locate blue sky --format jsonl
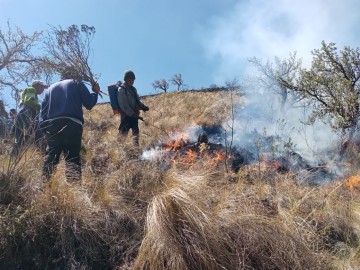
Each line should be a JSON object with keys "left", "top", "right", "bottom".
{"left": 1, "top": 0, "right": 360, "bottom": 109}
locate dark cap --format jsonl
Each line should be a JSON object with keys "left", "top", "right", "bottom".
{"left": 60, "top": 66, "right": 82, "bottom": 80}
{"left": 124, "top": 70, "right": 135, "bottom": 81}
{"left": 32, "top": 80, "right": 49, "bottom": 88}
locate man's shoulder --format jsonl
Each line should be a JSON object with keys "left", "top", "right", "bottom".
{"left": 53, "top": 79, "right": 87, "bottom": 89}
{"left": 22, "top": 87, "right": 36, "bottom": 94}
{"left": 20, "top": 87, "right": 37, "bottom": 104}
{"left": 122, "top": 85, "right": 137, "bottom": 91}
{"left": 60, "top": 79, "right": 84, "bottom": 85}
{"left": 118, "top": 85, "right": 128, "bottom": 92}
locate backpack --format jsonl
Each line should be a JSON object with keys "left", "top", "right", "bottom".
{"left": 20, "top": 87, "right": 39, "bottom": 111}
{"left": 108, "top": 81, "right": 122, "bottom": 115}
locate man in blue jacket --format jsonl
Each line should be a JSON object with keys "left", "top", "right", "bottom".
{"left": 40, "top": 69, "right": 100, "bottom": 182}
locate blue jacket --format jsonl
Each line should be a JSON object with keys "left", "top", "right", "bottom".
{"left": 41, "top": 79, "right": 98, "bottom": 124}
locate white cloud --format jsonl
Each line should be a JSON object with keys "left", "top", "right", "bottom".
{"left": 201, "top": 0, "right": 360, "bottom": 82}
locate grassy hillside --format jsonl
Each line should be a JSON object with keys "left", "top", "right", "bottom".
{"left": 0, "top": 89, "right": 360, "bottom": 269}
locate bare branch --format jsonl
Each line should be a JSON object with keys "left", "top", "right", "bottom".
{"left": 42, "top": 24, "right": 99, "bottom": 85}
{"left": 0, "top": 21, "right": 48, "bottom": 107}
{"left": 248, "top": 52, "right": 303, "bottom": 111}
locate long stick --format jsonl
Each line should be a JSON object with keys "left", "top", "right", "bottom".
{"left": 139, "top": 118, "right": 170, "bottom": 139}
{"left": 84, "top": 81, "right": 108, "bottom": 97}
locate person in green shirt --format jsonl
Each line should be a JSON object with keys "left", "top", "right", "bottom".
{"left": 11, "top": 80, "right": 48, "bottom": 156}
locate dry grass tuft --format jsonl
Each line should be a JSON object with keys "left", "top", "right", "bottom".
{"left": 223, "top": 215, "right": 325, "bottom": 270}
{"left": 134, "top": 169, "right": 234, "bottom": 270}
{"left": 134, "top": 166, "right": 333, "bottom": 270}
{"left": 0, "top": 172, "right": 26, "bottom": 204}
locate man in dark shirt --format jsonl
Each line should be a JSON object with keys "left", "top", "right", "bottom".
{"left": 117, "top": 70, "right": 149, "bottom": 146}
{"left": 40, "top": 69, "right": 100, "bottom": 182}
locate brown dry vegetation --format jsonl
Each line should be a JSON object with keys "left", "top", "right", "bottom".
{"left": 0, "top": 89, "right": 360, "bottom": 269}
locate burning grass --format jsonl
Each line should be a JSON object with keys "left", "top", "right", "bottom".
{"left": 1, "top": 90, "right": 360, "bottom": 269}
{"left": 347, "top": 175, "right": 360, "bottom": 190}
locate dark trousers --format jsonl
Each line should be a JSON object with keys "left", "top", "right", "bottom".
{"left": 119, "top": 116, "right": 139, "bottom": 146}
{"left": 43, "top": 118, "right": 82, "bottom": 182}
{"left": 11, "top": 107, "right": 43, "bottom": 156}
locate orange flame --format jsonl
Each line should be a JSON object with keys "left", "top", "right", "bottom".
{"left": 268, "top": 160, "right": 282, "bottom": 170}
{"left": 163, "top": 129, "right": 190, "bottom": 151}
{"left": 260, "top": 154, "right": 283, "bottom": 171}
{"left": 241, "top": 154, "right": 284, "bottom": 173}
{"left": 210, "top": 150, "right": 226, "bottom": 165}
{"left": 161, "top": 129, "right": 227, "bottom": 166}
{"left": 346, "top": 175, "right": 360, "bottom": 190}
{"left": 163, "top": 138, "right": 186, "bottom": 151}
{"left": 179, "top": 149, "right": 198, "bottom": 163}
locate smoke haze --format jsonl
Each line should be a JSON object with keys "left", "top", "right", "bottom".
{"left": 200, "top": 0, "right": 360, "bottom": 81}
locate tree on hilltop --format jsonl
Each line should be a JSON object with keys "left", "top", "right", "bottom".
{"left": 152, "top": 79, "right": 169, "bottom": 93}
{"left": 170, "top": 73, "right": 187, "bottom": 91}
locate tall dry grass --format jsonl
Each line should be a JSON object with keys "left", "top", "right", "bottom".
{"left": 133, "top": 163, "right": 337, "bottom": 270}
{"left": 0, "top": 89, "right": 359, "bottom": 269}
